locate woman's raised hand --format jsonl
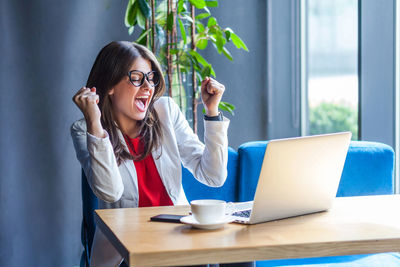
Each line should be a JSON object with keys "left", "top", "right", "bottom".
{"left": 73, "top": 87, "right": 105, "bottom": 138}
{"left": 201, "top": 77, "right": 225, "bottom": 117}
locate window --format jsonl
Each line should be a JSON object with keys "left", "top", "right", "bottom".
{"left": 305, "top": 0, "right": 359, "bottom": 140}
{"left": 267, "top": 0, "right": 398, "bottom": 192}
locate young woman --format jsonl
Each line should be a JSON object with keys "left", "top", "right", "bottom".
{"left": 71, "top": 41, "right": 231, "bottom": 266}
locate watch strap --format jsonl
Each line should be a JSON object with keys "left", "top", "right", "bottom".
{"left": 204, "top": 112, "right": 223, "bottom": 121}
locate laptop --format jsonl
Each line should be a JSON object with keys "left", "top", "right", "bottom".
{"left": 230, "top": 132, "right": 352, "bottom": 224}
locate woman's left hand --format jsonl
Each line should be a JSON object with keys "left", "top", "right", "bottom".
{"left": 201, "top": 77, "right": 225, "bottom": 116}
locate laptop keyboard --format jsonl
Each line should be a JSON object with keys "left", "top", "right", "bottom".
{"left": 232, "top": 209, "right": 251, "bottom": 218}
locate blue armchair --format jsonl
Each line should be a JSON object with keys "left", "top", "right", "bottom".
{"left": 233, "top": 140, "right": 397, "bottom": 267}
{"left": 237, "top": 141, "right": 394, "bottom": 202}
{"left": 182, "top": 147, "right": 240, "bottom": 202}
{"left": 81, "top": 170, "right": 98, "bottom": 267}
{"left": 80, "top": 174, "right": 130, "bottom": 267}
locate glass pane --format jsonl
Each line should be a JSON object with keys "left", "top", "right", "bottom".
{"left": 306, "top": 0, "right": 358, "bottom": 140}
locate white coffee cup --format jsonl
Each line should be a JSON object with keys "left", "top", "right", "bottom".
{"left": 190, "top": 199, "right": 226, "bottom": 224}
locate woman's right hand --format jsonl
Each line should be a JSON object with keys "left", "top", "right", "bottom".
{"left": 73, "top": 87, "right": 105, "bottom": 138}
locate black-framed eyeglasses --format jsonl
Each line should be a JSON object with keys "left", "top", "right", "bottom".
{"left": 127, "top": 70, "right": 160, "bottom": 87}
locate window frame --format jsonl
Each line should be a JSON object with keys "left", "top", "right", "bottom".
{"left": 267, "top": 0, "right": 399, "bottom": 192}
{"left": 359, "top": 0, "right": 397, "bottom": 193}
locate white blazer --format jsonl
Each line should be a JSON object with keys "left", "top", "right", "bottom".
{"left": 71, "top": 96, "right": 229, "bottom": 266}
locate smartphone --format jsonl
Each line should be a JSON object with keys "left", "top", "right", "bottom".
{"left": 150, "top": 214, "right": 185, "bottom": 223}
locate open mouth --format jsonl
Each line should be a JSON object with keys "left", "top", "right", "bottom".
{"left": 134, "top": 95, "right": 149, "bottom": 112}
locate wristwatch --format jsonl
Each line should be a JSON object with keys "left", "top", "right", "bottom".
{"left": 204, "top": 112, "right": 223, "bottom": 121}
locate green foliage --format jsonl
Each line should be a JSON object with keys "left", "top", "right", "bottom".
{"left": 123, "top": 0, "right": 249, "bottom": 125}
{"left": 309, "top": 102, "right": 358, "bottom": 140}
{"left": 218, "top": 101, "right": 235, "bottom": 115}
{"left": 195, "top": 13, "right": 210, "bottom": 20}
{"left": 205, "top": 0, "right": 218, "bottom": 7}
{"left": 177, "top": 18, "right": 187, "bottom": 44}
{"left": 189, "top": 0, "right": 206, "bottom": 9}
{"left": 136, "top": 28, "right": 151, "bottom": 44}
{"left": 125, "top": 0, "right": 138, "bottom": 27}
{"left": 138, "top": 0, "right": 151, "bottom": 18}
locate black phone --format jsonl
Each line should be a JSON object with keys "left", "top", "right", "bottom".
{"left": 150, "top": 214, "right": 185, "bottom": 223}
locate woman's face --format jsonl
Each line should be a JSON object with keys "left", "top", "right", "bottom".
{"left": 108, "top": 57, "right": 155, "bottom": 129}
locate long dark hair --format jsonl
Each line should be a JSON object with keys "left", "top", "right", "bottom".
{"left": 86, "top": 41, "right": 165, "bottom": 165}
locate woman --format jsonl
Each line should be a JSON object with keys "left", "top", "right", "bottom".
{"left": 71, "top": 41, "right": 233, "bottom": 266}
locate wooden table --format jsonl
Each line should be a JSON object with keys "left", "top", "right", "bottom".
{"left": 94, "top": 195, "right": 400, "bottom": 266}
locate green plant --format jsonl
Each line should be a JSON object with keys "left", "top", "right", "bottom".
{"left": 124, "top": 0, "right": 248, "bottom": 132}
{"left": 309, "top": 102, "right": 358, "bottom": 140}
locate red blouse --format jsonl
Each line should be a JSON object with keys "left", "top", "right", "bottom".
{"left": 124, "top": 136, "right": 173, "bottom": 207}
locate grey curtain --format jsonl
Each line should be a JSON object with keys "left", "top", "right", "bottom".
{"left": 0, "top": 1, "right": 132, "bottom": 266}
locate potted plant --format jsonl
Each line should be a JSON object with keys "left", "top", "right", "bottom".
{"left": 124, "top": 0, "right": 248, "bottom": 132}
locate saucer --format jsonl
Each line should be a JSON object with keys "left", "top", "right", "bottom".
{"left": 180, "top": 215, "right": 235, "bottom": 230}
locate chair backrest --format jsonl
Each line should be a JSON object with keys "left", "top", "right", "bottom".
{"left": 81, "top": 170, "right": 98, "bottom": 265}
{"left": 237, "top": 141, "right": 394, "bottom": 202}
{"left": 337, "top": 141, "right": 394, "bottom": 196}
{"left": 237, "top": 141, "right": 269, "bottom": 202}
{"left": 182, "top": 147, "right": 240, "bottom": 202}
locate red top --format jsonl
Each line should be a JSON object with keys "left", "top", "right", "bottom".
{"left": 124, "top": 136, "right": 173, "bottom": 207}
